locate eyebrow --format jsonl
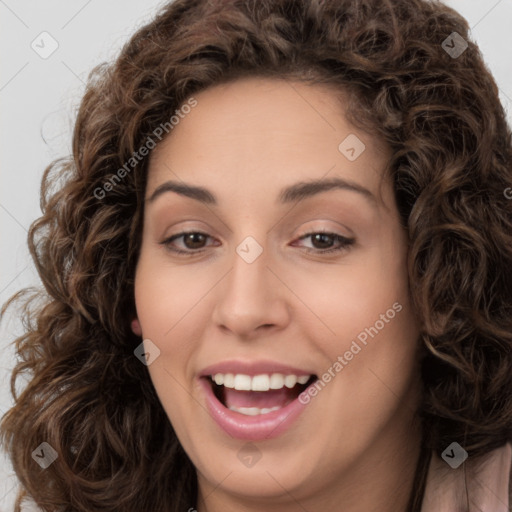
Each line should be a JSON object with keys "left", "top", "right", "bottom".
{"left": 147, "top": 177, "right": 376, "bottom": 206}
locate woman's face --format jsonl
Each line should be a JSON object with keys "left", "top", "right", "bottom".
{"left": 133, "top": 77, "right": 422, "bottom": 509}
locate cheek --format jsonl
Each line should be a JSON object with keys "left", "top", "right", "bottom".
{"left": 132, "top": 255, "right": 205, "bottom": 406}
{"left": 134, "top": 251, "right": 217, "bottom": 337}
{"left": 134, "top": 256, "right": 208, "bottom": 440}
{"left": 283, "top": 248, "right": 411, "bottom": 346}
{"left": 288, "top": 236, "right": 419, "bottom": 396}
{"left": 326, "top": 290, "right": 419, "bottom": 432}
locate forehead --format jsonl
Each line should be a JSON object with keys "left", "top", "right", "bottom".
{"left": 147, "top": 77, "right": 391, "bottom": 204}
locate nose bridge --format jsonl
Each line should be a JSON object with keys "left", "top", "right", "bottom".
{"left": 211, "top": 231, "right": 289, "bottom": 335}
{"left": 233, "top": 233, "right": 268, "bottom": 293}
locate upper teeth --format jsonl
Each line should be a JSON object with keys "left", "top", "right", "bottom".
{"left": 211, "top": 373, "right": 310, "bottom": 391}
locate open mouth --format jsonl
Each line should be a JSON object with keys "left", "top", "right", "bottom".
{"left": 204, "top": 373, "right": 318, "bottom": 416}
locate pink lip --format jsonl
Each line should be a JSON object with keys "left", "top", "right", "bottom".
{"left": 199, "top": 359, "right": 315, "bottom": 377}
{"left": 199, "top": 376, "right": 315, "bottom": 441}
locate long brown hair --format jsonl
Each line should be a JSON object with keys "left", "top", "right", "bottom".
{"left": 1, "top": 0, "right": 511, "bottom": 510}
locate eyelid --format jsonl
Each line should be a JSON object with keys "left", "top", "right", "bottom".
{"left": 293, "top": 230, "right": 355, "bottom": 254}
{"left": 160, "top": 230, "right": 216, "bottom": 255}
{"left": 160, "top": 228, "right": 355, "bottom": 256}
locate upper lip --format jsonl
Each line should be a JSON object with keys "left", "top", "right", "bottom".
{"left": 199, "top": 359, "right": 317, "bottom": 378}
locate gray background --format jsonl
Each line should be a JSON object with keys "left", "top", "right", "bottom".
{"left": 1, "top": 0, "right": 511, "bottom": 509}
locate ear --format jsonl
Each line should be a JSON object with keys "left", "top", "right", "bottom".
{"left": 131, "top": 317, "right": 143, "bottom": 336}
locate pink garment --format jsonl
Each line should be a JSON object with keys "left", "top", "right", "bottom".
{"left": 421, "top": 442, "right": 512, "bottom": 511}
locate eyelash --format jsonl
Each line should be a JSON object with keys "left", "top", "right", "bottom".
{"left": 160, "top": 230, "right": 355, "bottom": 257}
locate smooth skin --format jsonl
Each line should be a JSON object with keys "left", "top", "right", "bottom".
{"left": 131, "top": 77, "right": 423, "bottom": 512}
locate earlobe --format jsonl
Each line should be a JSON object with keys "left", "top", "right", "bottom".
{"left": 131, "top": 317, "right": 142, "bottom": 336}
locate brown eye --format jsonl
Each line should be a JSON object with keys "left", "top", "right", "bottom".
{"left": 295, "top": 231, "right": 355, "bottom": 254}
{"left": 181, "top": 232, "right": 208, "bottom": 249}
{"left": 311, "top": 233, "right": 335, "bottom": 250}
{"left": 160, "top": 230, "right": 355, "bottom": 257}
{"left": 161, "top": 231, "right": 213, "bottom": 255}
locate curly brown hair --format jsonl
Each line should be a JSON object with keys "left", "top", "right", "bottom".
{"left": 1, "top": 0, "right": 511, "bottom": 510}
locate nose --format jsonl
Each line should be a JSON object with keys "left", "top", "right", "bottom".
{"left": 211, "top": 241, "right": 290, "bottom": 339}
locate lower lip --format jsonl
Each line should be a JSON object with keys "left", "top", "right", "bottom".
{"left": 199, "top": 377, "right": 310, "bottom": 441}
